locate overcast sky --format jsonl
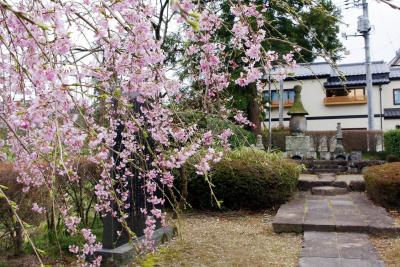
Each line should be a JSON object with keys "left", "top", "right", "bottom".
{"left": 333, "top": 0, "right": 400, "bottom": 63}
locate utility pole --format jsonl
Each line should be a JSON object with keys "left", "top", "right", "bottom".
{"left": 359, "top": 0, "right": 374, "bottom": 129}
{"left": 268, "top": 73, "right": 272, "bottom": 152}
{"left": 278, "top": 79, "right": 284, "bottom": 128}
{"left": 342, "top": 0, "right": 374, "bottom": 129}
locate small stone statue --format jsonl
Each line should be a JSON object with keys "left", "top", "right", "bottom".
{"left": 255, "top": 134, "right": 264, "bottom": 150}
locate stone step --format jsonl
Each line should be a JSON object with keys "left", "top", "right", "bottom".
{"left": 313, "top": 168, "right": 345, "bottom": 174}
{"left": 273, "top": 220, "right": 400, "bottom": 234}
{"left": 313, "top": 165, "right": 348, "bottom": 169}
{"left": 298, "top": 174, "right": 365, "bottom": 192}
{"left": 311, "top": 160, "right": 348, "bottom": 166}
{"left": 311, "top": 186, "right": 348, "bottom": 196}
{"left": 298, "top": 180, "right": 347, "bottom": 191}
{"left": 317, "top": 173, "right": 336, "bottom": 178}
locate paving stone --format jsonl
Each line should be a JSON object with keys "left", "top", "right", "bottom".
{"left": 339, "top": 258, "right": 386, "bottom": 267}
{"left": 336, "top": 233, "right": 378, "bottom": 260}
{"left": 299, "top": 232, "right": 385, "bottom": 267}
{"left": 299, "top": 257, "right": 341, "bottom": 267}
{"left": 301, "top": 232, "right": 339, "bottom": 258}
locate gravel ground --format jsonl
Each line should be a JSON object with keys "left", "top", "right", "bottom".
{"left": 370, "top": 209, "right": 400, "bottom": 267}
{"left": 135, "top": 211, "right": 302, "bottom": 267}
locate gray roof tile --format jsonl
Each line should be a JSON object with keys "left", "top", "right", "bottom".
{"left": 384, "top": 108, "right": 400, "bottom": 118}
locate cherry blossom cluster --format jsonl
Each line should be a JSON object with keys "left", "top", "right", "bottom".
{"left": 0, "top": 0, "right": 296, "bottom": 266}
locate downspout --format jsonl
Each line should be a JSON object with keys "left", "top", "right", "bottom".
{"left": 278, "top": 79, "right": 284, "bottom": 128}
{"left": 379, "top": 85, "right": 384, "bottom": 151}
{"left": 379, "top": 85, "right": 383, "bottom": 131}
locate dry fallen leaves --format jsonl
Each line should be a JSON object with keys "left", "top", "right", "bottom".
{"left": 135, "top": 211, "right": 301, "bottom": 267}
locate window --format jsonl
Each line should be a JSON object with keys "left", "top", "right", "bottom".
{"left": 263, "top": 89, "right": 295, "bottom": 106}
{"left": 324, "top": 88, "right": 367, "bottom": 105}
{"left": 394, "top": 89, "right": 400, "bottom": 105}
{"left": 326, "top": 88, "right": 365, "bottom": 97}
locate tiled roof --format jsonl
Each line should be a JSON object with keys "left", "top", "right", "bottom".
{"left": 330, "top": 61, "right": 389, "bottom": 77}
{"left": 282, "top": 61, "right": 400, "bottom": 88}
{"left": 287, "top": 62, "right": 331, "bottom": 78}
{"left": 324, "top": 73, "right": 390, "bottom": 88}
{"left": 384, "top": 108, "right": 400, "bottom": 118}
{"left": 287, "top": 61, "right": 390, "bottom": 79}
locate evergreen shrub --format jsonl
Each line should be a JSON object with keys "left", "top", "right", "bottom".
{"left": 183, "top": 147, "right": 302, "bottom": 210}
{"left": 364, "top": 162, "right": 400, "bottom": 208}
{"left": 384, "top": 130, "right": 400, "bottom": 158}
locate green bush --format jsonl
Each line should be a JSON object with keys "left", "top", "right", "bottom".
{"left": 262, "top": 127, "right": 290, "bottom": 151}
{"left": 183, "top": 147, "right": 302, "bottom": 210}
{"left": 386, "top": 154, "right": 400, "bottom": 162}
{"left": 384, "top": 130, "right": 400, "bottom": 158}
{"left": 364, "top": 162, "right": 400, "bottom": 208}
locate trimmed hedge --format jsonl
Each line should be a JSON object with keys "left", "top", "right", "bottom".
{"left": 384, "top": 129, "right": 400, "bottom": 158}
{"left": 364, "top": 162, "right": 400, "bottom": 208}
{"left": 182, "top": 148, "right": 302, "bottom": 210}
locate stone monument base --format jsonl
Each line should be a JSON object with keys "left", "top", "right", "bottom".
{"left": 285, "top": 135, "right": 316, "bottom": 159}
{"left": 95, "top": 226, "right": 176, "bottom": 266}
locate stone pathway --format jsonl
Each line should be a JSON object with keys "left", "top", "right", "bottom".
{"left": 299, "top": 232, "right": 385, "bottom": 267}
{"left": 273, "top": 192, "right": 399, "bottom": 234}
{"left": 273, "top": 173, "right": 399, "bottom": 267}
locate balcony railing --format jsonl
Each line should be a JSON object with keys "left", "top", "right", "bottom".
{"left": 324, "top": 95, "right": 367, "bottom": 106}
{"left": 270, "top": 100, "right": 294, "bottom": 108}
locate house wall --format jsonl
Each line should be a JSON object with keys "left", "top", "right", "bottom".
{"left": 381, "top": 79, "right": 400, "bottom": 129}
{"left": 264, "top": 78, "right": 400, "bottom": 131}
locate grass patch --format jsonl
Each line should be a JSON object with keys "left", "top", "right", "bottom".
{"left": 23, "top": 216, "right": 103, "bottom": 259}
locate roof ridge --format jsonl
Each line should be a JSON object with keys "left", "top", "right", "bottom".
{"left": 299, "top": 60, "right": 387, "bottom": 67}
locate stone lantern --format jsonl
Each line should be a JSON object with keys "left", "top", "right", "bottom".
{"left": 285, "top": 85, "right": 315, "bottom": 159}
{"left": 288, "top": 85, "right": 309, "bottom": 135}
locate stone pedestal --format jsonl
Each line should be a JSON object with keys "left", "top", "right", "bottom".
{"left": 95, "top": 226, "right": 176, "bottom": 266}
{"left": 286, "top": 135, "right": 316, "bottom": 159}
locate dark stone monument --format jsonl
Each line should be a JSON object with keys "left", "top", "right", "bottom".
{"left": 95, "top": 98, "right": 175, "bottom": 265}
